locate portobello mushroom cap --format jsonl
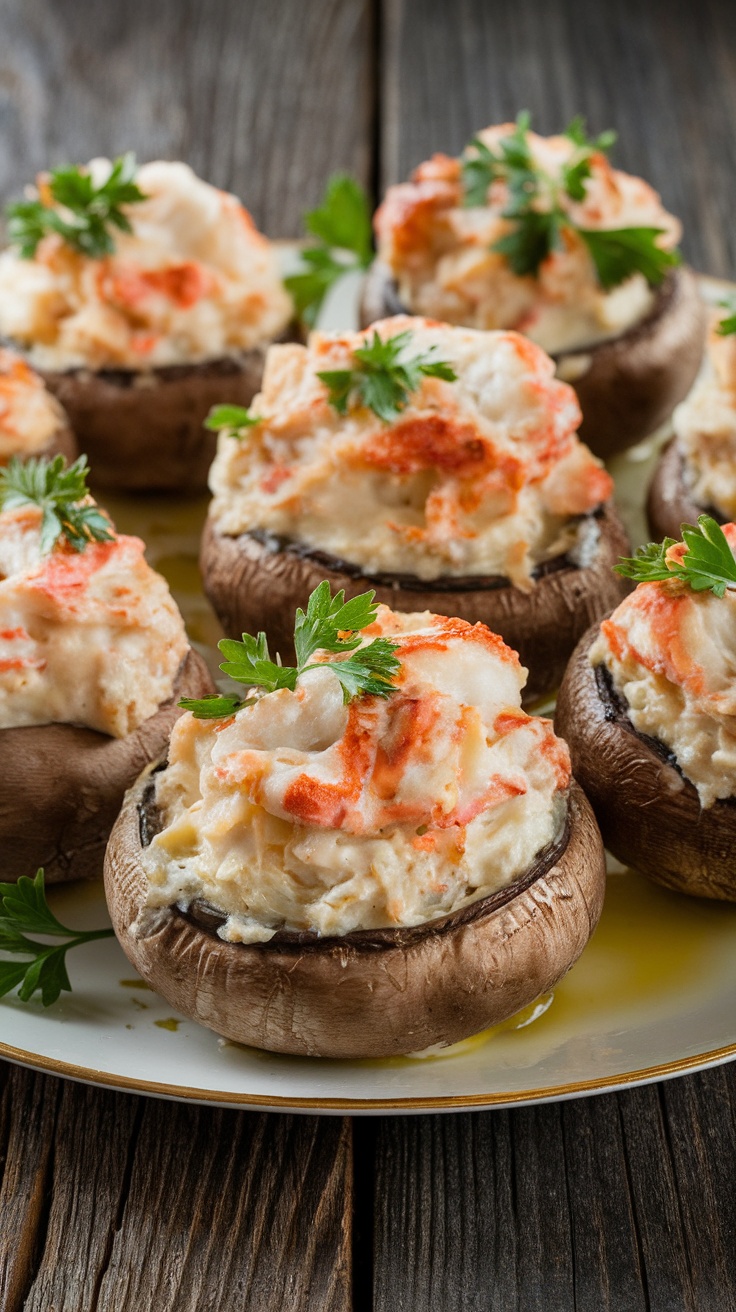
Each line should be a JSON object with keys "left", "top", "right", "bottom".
{"left": 40, "top": 418, "right": 78, "bottom": 465}
{"left": 555, "top": 622, "right": 736, "bottom": 900}
{"left": 360, "top": 262, "right": 707, "bottom": 460}
{"left": 646, "top": 437, "right": 722, "bottom": 543}
{"left": 104, "top": 774, "right": 605, "bottom": 1058}
{"left": 200, "top": 503, "right": 631, "bottom": 704}
{"left": 0, "top": 647, "right": 214, "bottom": 885}
{"left": 10, "top": 339, "right": 296, "bottom": 494}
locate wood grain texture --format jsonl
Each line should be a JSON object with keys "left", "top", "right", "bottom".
{"left": 0, "top": 0, "right": 374, "bottom": 235}
{"left": 0, "top": 1060, "right": 352, "bottom": 1312}
{"left": 380, "top": 0, "right": 736, "bottom": 275}
{"left": 372, "top": 1068, "right": 736, "bottom": 1311}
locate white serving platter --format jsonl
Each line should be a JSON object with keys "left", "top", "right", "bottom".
{"left": 1, "top": 271, "right": 734, "bottom": 1114}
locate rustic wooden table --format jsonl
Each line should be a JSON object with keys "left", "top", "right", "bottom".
{"left": 1, "top": 1, "right": 736, "bottom": 1307}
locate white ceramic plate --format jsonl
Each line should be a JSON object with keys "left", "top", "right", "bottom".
{"left": 1, "top": 272, "right": 734, "bottom": 1114}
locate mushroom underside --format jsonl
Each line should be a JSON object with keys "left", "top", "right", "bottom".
{"left": 359, "top": 263, "right": 707, "bottom": 460}
{"left": 555, "top": 623, "right": 736, "bottom": 900}
{"left": 104, "top": 777, "right": 606, "bottom": 1058}
{"left": 200, "top": 504, "right": 631, "bottom": 704}
{"left": 0, "top": 648, "right": 214, "bottom": 884}
{"left": 647, "top": 437, "right": 723, "bottom": 543}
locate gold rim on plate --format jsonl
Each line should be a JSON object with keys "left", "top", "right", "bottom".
{"left": 1, "top": 1037, "right": 735, "bottom": 1109}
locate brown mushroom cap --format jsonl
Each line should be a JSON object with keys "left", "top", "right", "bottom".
{"left": 30, "top": 352, "right": 269, "bottom": 494}
{"left": 555, "top": 622, "right": 736, "bottom": 900}
{"left": 42, "top": 420, "right": 78, "bottom": 465}
{"left": 104, "top": 774, "right": 605, "bottom": 1058}
{"left": 647, "top": 437, "right": 721, "bottom": 542}
{"left": 0, "top": 647, "right": 214, "bottom": 885}
{"left": 360, "top": 262, "right": 707, "bottom": 460}
{"left": 200, "top": 504, "right": 631, "bottom": 704}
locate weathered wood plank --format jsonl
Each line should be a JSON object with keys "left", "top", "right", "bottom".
{"left": 380, "top": 0, "right": 736, "bottom": 274}
{"left": 0, "top": 1060, "right": 353, "bottom": 1312}
{"left": 0, "top": 1064, "right": 60, "bottom": 1312}
{"left": 95, "top": 1100, "right": 352, "bottom": 1312}
{"left": 22, "top": 1082, "right": 141, "bottom": 1312}
{"left": 373, "top": 1069, "right": 736, "bottom": 1311}
{"left": 0, "top": 0, "right": 374, "bottom": 234}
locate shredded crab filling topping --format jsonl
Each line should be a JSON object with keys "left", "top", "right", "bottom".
{"left": 673, "top": 311, "right": 736, "bottom": 520}
{"left": 143, "top": 608, "right": 571, "bottom": 942}
{"left": 209, "top": 316, "right": 612, "bottom": 588}
{"left": 0, "top": 504, "right": 188, "bottom": 736}
{"left": 375, "top": 126, "right": 680, "bottom": 354}
{"left": 0, "top": 349, "right": 65, "bottom": 460}
{"left": 590, "top": 524, "right": 736, "bottom": 807}
{"left": 0, "top": 160, "right": 293, "bottom": 370}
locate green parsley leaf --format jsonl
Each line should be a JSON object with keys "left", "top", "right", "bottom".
{"left": 284, "top": 249, "right": 346, "bottom": 328}
{"left": 293, "top": 581, "right": 380, "bottom": 666}
{"left": 493, "top": 209, "right": 562, "bottom": 277}
{"left": 614, "top": 516, "right": 736, "bottom": 598}
{"left": 5, "top": 152, "right": 146, "bottom": 260}
{"left": 461, "top": 137, "right": 498, "bottom": 208}
{"left": 0, "top": 868, "right": 114, "bottom": 1007}
{"left": 322, "top": 639, "right": 402, "bottom": 701}
{"left": 461, "top": 112, "right": 678, "bottom": 291}
{"left": 304, "top": 174, "right": 373, "bottom": 266}
{"left": 177, "top": 694, "right": 254, "bottom": 719}
{"left": 218, "top": 631, "right": 297, "bottom": 693}
{"left": 578, "top": 226, "right": 680, "bottom": 290}
{"left": 0, "top": 454, "right": 115, "bottom": 556}
{"left": 317, "top": 329, "right": 457, "bottom": 424}
{"left": 716, "top": 295, "right": 736, "bottom": 336}
{"left": 204, "top": 404, "right": 260, "bottom": 438}
{"left": 179, "top": 581, "right": 401, "bottom": 720}
{"left": 564, "top": 115, "right": 617, "bottom": 154}
{"left": 461, "top": 113, "right": 537, "bottom": 210}
{"left": 562, "top": 117, "right": 617, "bottom": 198}
{"left": 285, "top": 175, "right": 373, "bottom": 326}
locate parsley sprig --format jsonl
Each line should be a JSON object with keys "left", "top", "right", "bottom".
{"left": 0, "top": 454, "right": 114, "bottom": 555}
{"left": 614, "top": 516, "right": 736, "bottom": 598}
{"left": 716, "top": 294, "right": 736, "bottom": 337}
{"left": 461, "top": 112, "right": 679, "bottom": 288}
{"left": 284, "top": 174, "right": 374, "bottom": 326}
{"left": 180, "top": 581, "right": 401, "bottom": 720}
{"left": 6, "top": 153, "right": 146, "bottom": 259}
{"left": 0, "top": 869, "right": 114, "bottom": 1007}
{"left": 317, "top": 329, "right": 457, "bottom": 423}
{"left": 204, "top": 404, "right": 261, "bottom": 440}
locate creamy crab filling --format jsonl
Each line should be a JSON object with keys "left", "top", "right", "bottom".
{"left": 375, "top": 126, "right": 679, "bottom": 354}
{"left": 0, "top": 505, "right": 188, "bottom": 737}
{"left": 590, "top": 526, "right": 736, "bottom": 807}
{"left": 141, "top": 609, "right": 572, "bottom": 943}
{"left": 0, "top": 350, "right": 64, "bottom": 459}
{"left": 0, "top": 160, "right": 293, "bottom": 371}
{"left": 209, "top": 317, "right": 612, "bottom": 589}
{"left": 673, "top": 315, "right": 736, "bottom": 520}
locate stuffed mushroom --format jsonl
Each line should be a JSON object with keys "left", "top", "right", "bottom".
{"left": 648, "top": 306, "right": 736, "bottom": 540}
{"left": 0, "top": 454, "right": 213, "bottom": 883}
{"left": 104, "top": 591, "right": 606, "bottom": 1058}
{"left": 0, "top": 348, "right": 76, "bottom": 465}
{"left": 556, "top": 518, "right": 736, "bottom": 900}
{"left": 361, "top": 114, "right": 706, "bottom": 457}
{"left": 202, "top": 314, "right": 630, "bottom": 703}
{"left": 0, "top": 155, "right": 294, "bottom": 492}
